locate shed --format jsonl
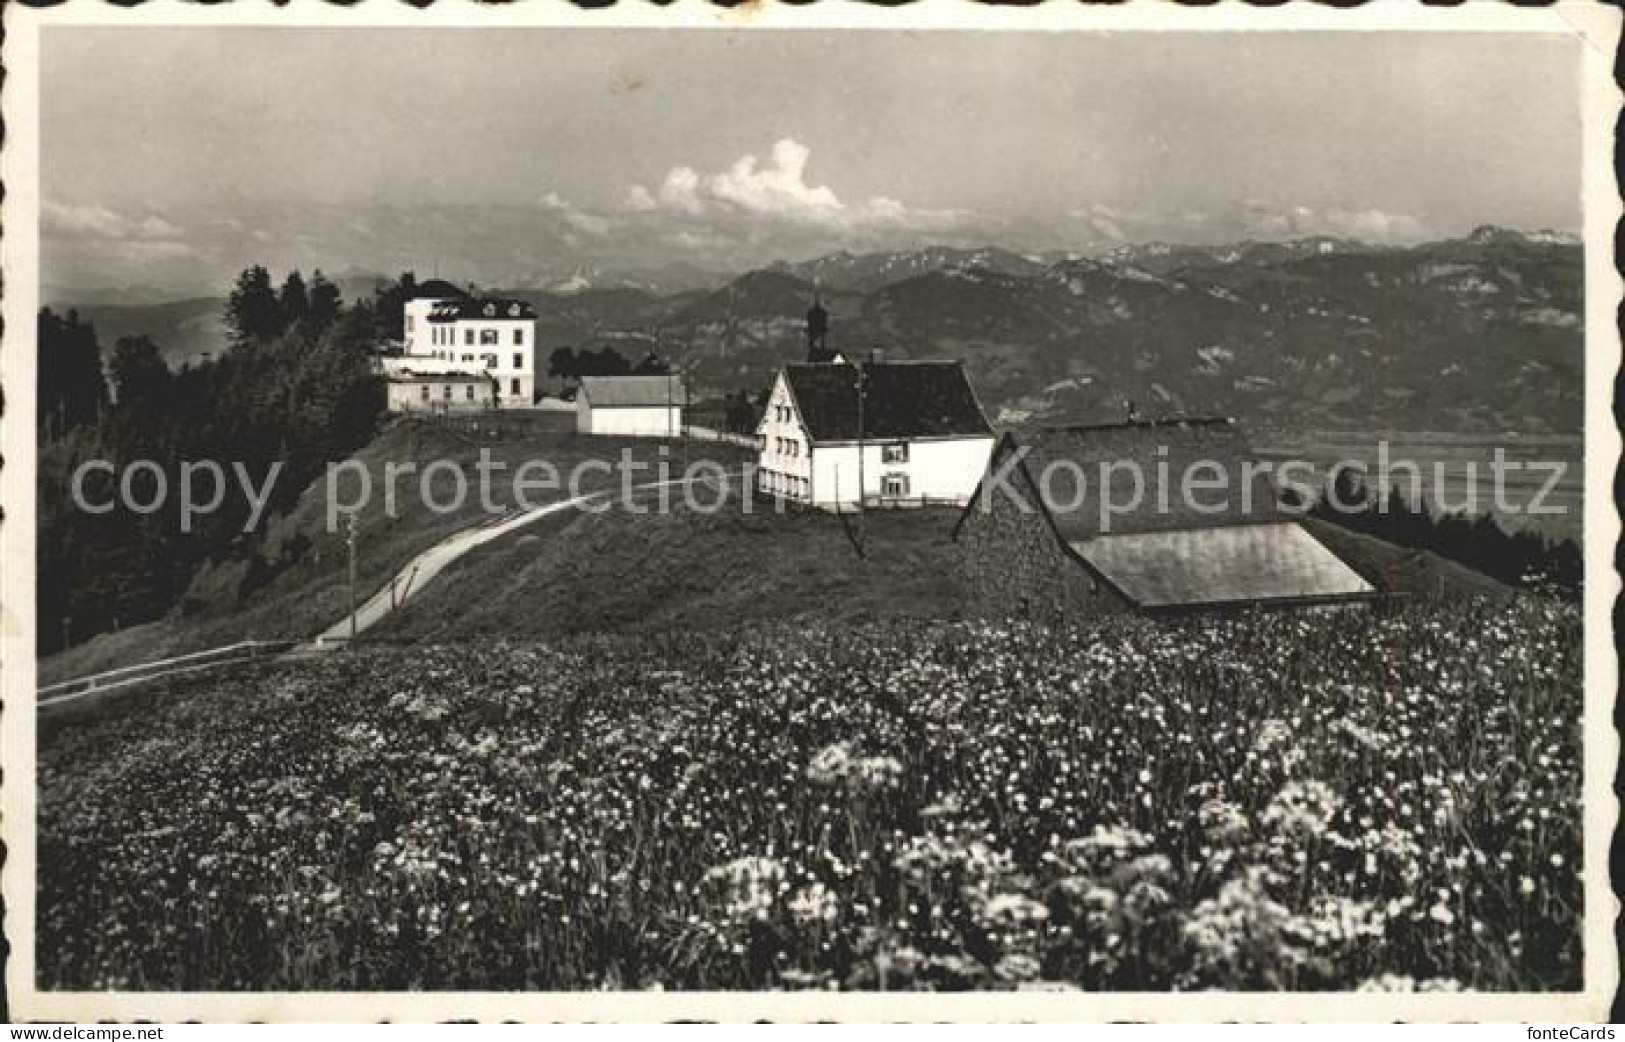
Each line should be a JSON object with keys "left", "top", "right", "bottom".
{"left": 576, "top": 375, "right": 687, "bottom": 437}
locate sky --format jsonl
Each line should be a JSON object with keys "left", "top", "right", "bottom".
{"left": 41, "top": 27, "right": 1583, "bottom": 297}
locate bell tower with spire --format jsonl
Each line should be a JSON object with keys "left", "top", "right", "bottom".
{"left": 804, "top": 287, "right": 842, "bottom": 364}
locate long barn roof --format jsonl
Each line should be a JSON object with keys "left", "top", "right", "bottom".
{"left": 967, "top": 419, "right": 1376, "bottom": 610}
{"left": 1070, "top": 523, "right": 1374, "bottom": 609}
{"left": 1006, "top": 419, "right": 1281, "bottom": 539}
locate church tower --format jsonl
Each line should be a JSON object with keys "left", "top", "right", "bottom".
{"left": 804, "top": 289, "right": 841, "bottom": 364}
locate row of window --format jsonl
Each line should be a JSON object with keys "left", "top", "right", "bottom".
{"left": 771, "top": 403, "right": 796, "bottom": 423}
{"left": 422, "top": 351, "right": 527, "bottom": 370}
{"left": 771, "top": 437, "right": 802, "bottom": 458}
{"left": 761, "top": 471, "right": 808, "bottom": 499}
{"left": 421, "top": 384, "right": 483, "bottom": 402}
{"left": 429, "top": 326, "right": 527, "bottom": 347}
{"left": 413, "top": 378, "right": 526, "bottom": 400}
{"left": 756, "top": 470, "right": 911, "bottom": 499}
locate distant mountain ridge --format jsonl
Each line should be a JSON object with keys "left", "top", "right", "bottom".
{"left": 48, "top": 226, "right": 1583, "bottom": 435}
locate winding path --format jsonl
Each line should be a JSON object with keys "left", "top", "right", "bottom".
{"left": 310, "top": 470, "right": 739, "bottom": 647}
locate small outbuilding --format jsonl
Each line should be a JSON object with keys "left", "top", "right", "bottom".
{"left": 953, "top": 418, "right": 1376, "bottom": 615}
{"left": 386, "top": 371, "right": 496, "bottom": 414}
{"left": 575, "top": 375, "right": 687, "bottom": 437}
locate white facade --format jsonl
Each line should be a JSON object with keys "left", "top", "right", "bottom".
{"left": 577, "top": 399, "right": 684, "bottom": 437}
{"left": 394, "top": 296, "right": 536, "bottom": 405}
{"left": 755, "top": 370, "right": 995, "bottom": 509}
{"left": 386, "top": 375, "right": 495, "bottom": 414}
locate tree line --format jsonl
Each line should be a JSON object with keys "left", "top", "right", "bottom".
{"left": 37, "top": 266, "right": 393, "bottom": 654}
{"left": 1305, "top": 465, "right": 1582, "bottom": 593}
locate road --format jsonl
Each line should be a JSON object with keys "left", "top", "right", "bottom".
{"left": 310, "top": 471, "right": 738, "bottom": 647}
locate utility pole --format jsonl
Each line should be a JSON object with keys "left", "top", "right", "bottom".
{"left": 854, "top": 359, "right": 866, "bottom": 558}
{"left": 346, "top": 512, "right": 358, "bottom": 646}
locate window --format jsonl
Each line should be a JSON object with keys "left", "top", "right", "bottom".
{"left": 513, "top": 329, "right": 525, "bottom": 346}
{"left": 464, "top": 329, "right": 475, "bottom": 346}
{"left": 513, "top": 353, "right": 523, "bottom": 369}
{"left": 511, "top": 377, "right": 521, "bottom": 395}
{"left": 420, "top": 386, "right": 430, "bottom": 401}
{"left": 882, "top": 442, "right": 910, "bottom": 464}
{"left": 466, "top": 385, "right": 475, "bottom": 401}
{"left": 480, "top": 329, "right": 499, "bottom": 346}
{"left": 882, "top": 473, "right": 909, "bottom": 499}
{"left": 443, "top": 384, "right": 454, "bottom": 400}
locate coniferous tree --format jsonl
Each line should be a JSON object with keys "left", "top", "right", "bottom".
{"left": 279, "top": 270, "right": 310, "bottom": 329}
{"left": 225, "top": 265, "right": 283, "bottom": 343}
{"left": 307, "top": 270, "right": 343, "bottom": 329}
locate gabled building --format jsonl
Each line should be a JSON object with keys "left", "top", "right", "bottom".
{"left": 576, "top": 375, "right": 687, "bottom": 437}
{"left": 953, "top": 418, "right": 1376, "bottom": 615}
{"left": 756, "top": 360, "right": 995, "bottom": 509}
{"left": 384, "top": 282, "right": 538, "bottom": 409}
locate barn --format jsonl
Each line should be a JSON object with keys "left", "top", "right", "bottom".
{"left": 575, "top": 375, "right": 687, "bottom": 437}
{"left": 953, "top": 417, "right": 1376, "bottom": 616}
{"left": 755, "top": 360, "right": 996, "bottom": 510}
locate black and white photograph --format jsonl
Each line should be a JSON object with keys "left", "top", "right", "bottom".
{"left": 2, "top": 1, "right": 1617, "bottom": 1023}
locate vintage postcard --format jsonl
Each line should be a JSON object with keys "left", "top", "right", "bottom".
{"left": 2, "top": 0, "right": 1618, "bottom": 1024}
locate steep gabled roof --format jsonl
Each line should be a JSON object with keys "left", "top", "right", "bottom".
{"left": 579, "top": 375, "right": 687, "bottom": 408}
{"left": 1007, "top": 419, "right": 1281, "bottom": 539}
{"left": 784, "top": 361, "right": 992, "bottom": 444}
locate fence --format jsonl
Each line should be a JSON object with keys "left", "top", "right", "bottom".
{"left": 38, "top": 639, "right": 297, "bottom": 711}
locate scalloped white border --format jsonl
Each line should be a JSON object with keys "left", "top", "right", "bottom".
{"left": 2, "top": 0, "right": 1618, "bottom": 1022}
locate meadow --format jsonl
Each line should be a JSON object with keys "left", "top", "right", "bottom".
{"left": 38, "top": 595, "right": 1581, "bottom": 992}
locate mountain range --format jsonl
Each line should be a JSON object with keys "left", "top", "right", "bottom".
{"left": 47, "top": 225, "right": 1584, "bottom": 435}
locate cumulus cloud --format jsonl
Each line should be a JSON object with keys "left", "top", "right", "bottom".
{"left": 626, "top": 137, "right": 973, "bottom": 233}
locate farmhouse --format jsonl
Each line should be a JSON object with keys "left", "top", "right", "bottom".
{"left": 954, "top": 418, "right": 1376, "bottom": 615}
{"left": 384, "top": 281, "right": 538, "bottom": 410}
{"left": 576, "top": 375, "right": 687, "bottom": 437}
{"left": 756, "top": 360, "right": 995, "bottom": 509}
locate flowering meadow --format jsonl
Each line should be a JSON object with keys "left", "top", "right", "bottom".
{"left": 39, "top": 595, "right": 1582, "bottom": 991}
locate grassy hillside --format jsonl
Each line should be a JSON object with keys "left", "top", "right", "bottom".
{"left": 39, "top": 596, "right": 1581, "bottom": 990}
{"left": 373, "top": 495, "right": 970, "bottom": 643}
{"left": 367, "top": 481, "right": 1507, "bottom": 645}
{"left": 38, "top": 416, "right": 750, "bottom": 684}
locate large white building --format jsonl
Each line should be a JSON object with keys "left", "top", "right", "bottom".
{"left": 383, "top": 281, "right": 538, "bottom": 411}
{"left": 756, "top": 360, "right": 995, "bottom": 510}
{"left": 576, "top": 375, "right": 687, "bottom": 437}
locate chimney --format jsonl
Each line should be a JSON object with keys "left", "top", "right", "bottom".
{"left": 868, "top": 347, "right": 885, "bottom": 365}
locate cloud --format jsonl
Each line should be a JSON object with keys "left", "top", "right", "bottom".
{"left": 626, "top": 137, "right": 974, "bottom": 233}
{"left": 1240, "top": 200, "right": 1428, "bottom": 245}
{"left": 538, "top": 190, "right": 613, "bottom": 237}
{"left": 1068, "top": 199, "right": 1431, "bottom": 247}
{"left": 44, "top": 201, "right": 183, "bottom": 242}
